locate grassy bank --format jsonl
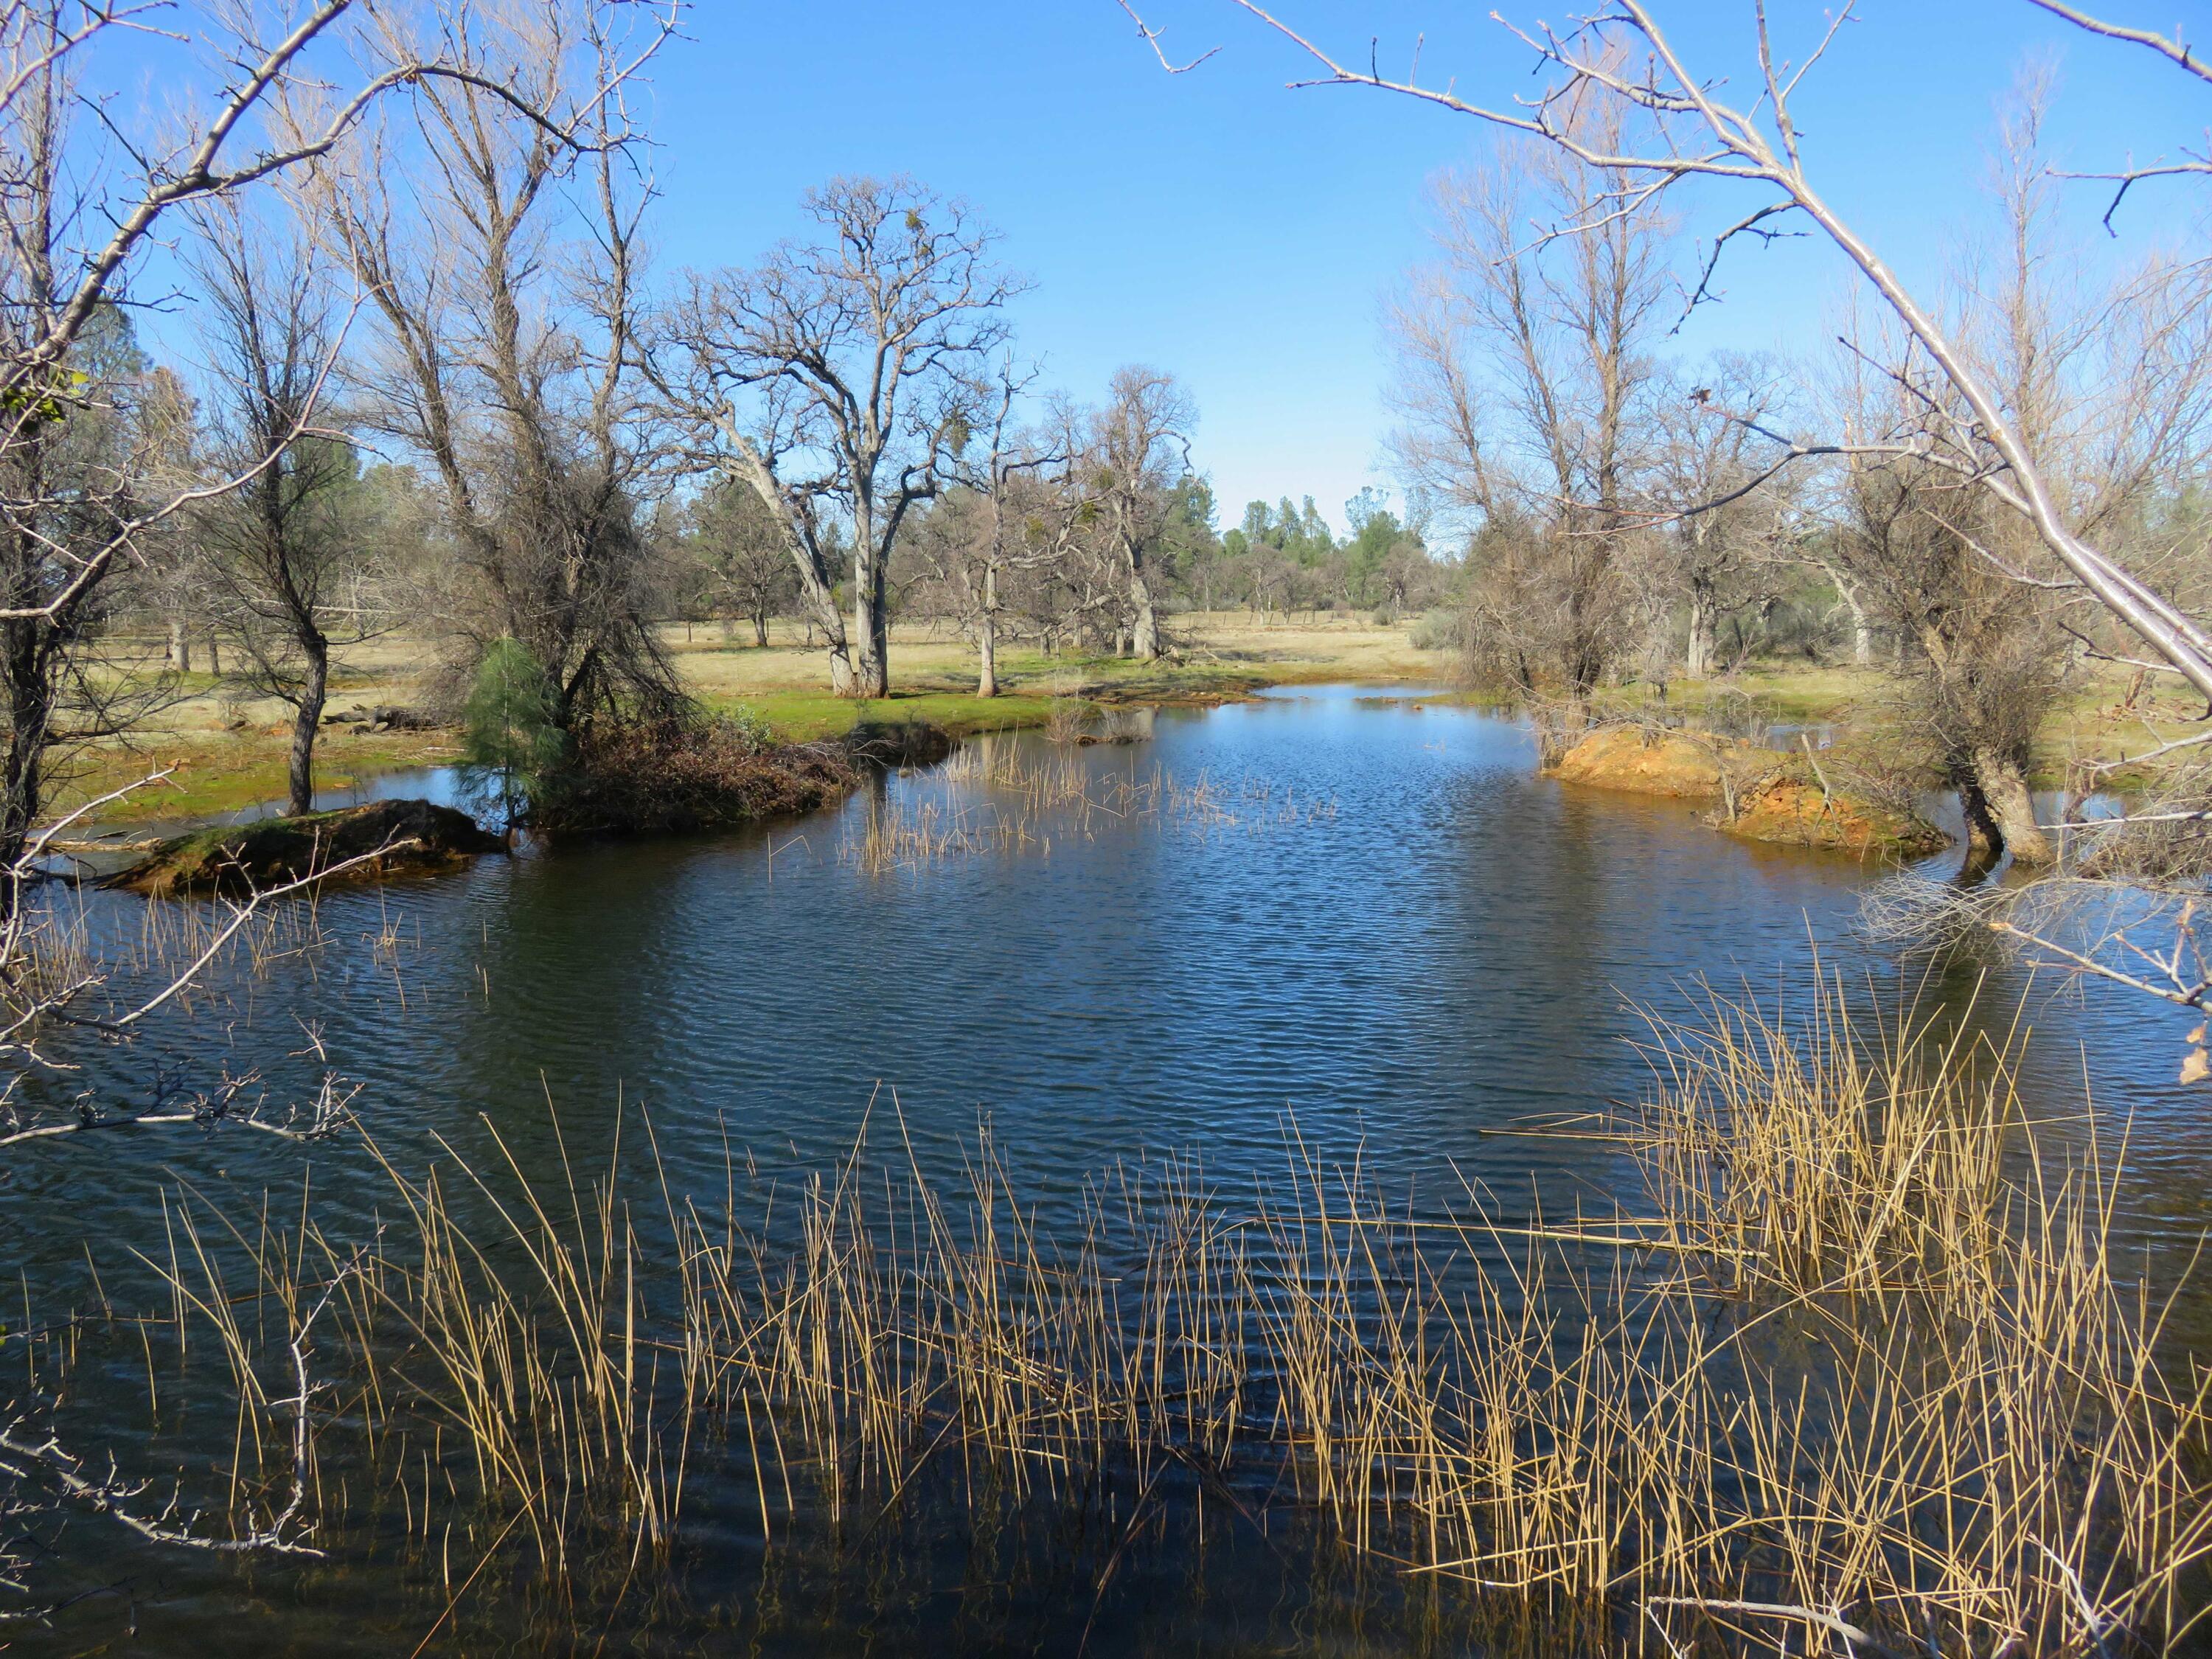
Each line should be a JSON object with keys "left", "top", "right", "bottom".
{"left": 1570, "top": 660, "right": 2173, "bottom": 790}
{"left": 671, "top": 612, "right": 1444, "bottom": 742}
{"left": 51, "top": 617, "right": 2171, "bottom": 828}
{"left": 54, "top": 724, "right": 463, "bottom": 827}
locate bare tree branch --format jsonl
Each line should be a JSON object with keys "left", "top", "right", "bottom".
{"left": 1148, "top": 0, "right": 2212, "bottom": 705}
{"left": 2023, "top": 0, "right": 2211, "bottom": 86}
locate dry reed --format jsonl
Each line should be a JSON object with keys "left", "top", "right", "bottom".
{"left": 15, "top": 984, "right": 2211, "bottom": 1655}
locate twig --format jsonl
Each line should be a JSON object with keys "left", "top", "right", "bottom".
{"left": 1644, "top": 1596, "right": 1919, "bottom": 1659}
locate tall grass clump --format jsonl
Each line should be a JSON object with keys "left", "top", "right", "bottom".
{"left": 15, "top": 984, "right": 2211, "bottom": 1653}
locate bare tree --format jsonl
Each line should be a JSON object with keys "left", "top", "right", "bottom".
{"left": 134, "top": 363, "right": 214, "bottom": 676}
{"left": 1832, "top": 435, "right": 2062, "bottom": 865}
{"left": 1126, "top": 0, "right": 2212, "bottom": 1029}
{"left": 307, "top": 0, "right": 683, "bottom": 734}
{"left": 649, "top": 176, "right": 1019, "bottom": 697}
{"left": 187, "top": 198, "right": 390, "bottom": 815}
{"left": 1801, "top": 535, "right": 1877, "bottom": 667}
{"left": 1812, "top": 74, "right": 2212, "bottom": 869}
{"left": 1239, "top": 540, "right": 1295, "bottom": 625}
{"left": 1375, "top": 537, "right": 1442, "bottom": 621}
{"left": 1390, "top": 124, "right": 1670, "bottom": 748}
{"left": 1086, "top": 366, "right": 1194, "bottom": 661}
{"left": 689, "top": 477, "right": 798, "bottom": 647}
{"left": 913, "top": 361, "right": 1082, "bottom": 696}
{"left": 0, "top": 7, "right": 319, "bottom": 880}
{"left": 1194, "top": 0, "right": 2212, "bottom": 704}
{"left": 0, "top": 0, "right": 672, "bottom": 891}
{"left": 1648, "top": 359, "right": 1792, "bottom": 679}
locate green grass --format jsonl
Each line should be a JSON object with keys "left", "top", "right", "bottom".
{"left": 52, "top": 728, "right": 461, "bottom": 826}
{"left": 701, "top": 654, "right": 1302, "bottom": 744}
{"left": 712, "top": 689, "right": 1064, "bottom": 745}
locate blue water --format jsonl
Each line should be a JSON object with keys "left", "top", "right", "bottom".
{"left": 1, "top": 685, "right": 2202, "bottom": 1654}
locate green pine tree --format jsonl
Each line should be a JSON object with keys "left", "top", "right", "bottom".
{"left": 461, "top": 638, "right": 564, "bottom": 827}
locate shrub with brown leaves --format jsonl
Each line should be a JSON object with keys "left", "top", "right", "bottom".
{"left": 532, "top": 717, "right": 863, "bottom": 836}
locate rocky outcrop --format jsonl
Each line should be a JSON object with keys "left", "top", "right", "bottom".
{"left": 109, "top": 799, "right": 503, "bottom": 897}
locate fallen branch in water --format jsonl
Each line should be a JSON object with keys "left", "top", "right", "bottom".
{"left": 0, "top": 1065, "right": 362, "bottom": 1150}
{"left": 0, "top": 1424, "right": 326, "bottom": 1558}
{"left": 1643, "top": 1596, "right": 1918, "bottom": 1659}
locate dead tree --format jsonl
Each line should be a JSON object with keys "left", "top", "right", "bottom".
{"left": 187, "top": 198, "right": 392, "bottom": 815}
{"left": 1085, "top": 366, "right": 1194, "bottom": 662}
{"left": 648, "top": 176, "right": 1019, "bottom": 697}
{"left": 1388, "top": 120, "right": 1669, "bottom": 750}
{"left": 307, "top": 0, "right": 684, "bottom": 733}
{"left": 1647, "top": 359, "right": 1792, "bottom": 680}
{"left": 688, "top": 478, "right": 799, "bottom": 647}
{"left": 1202, "top": 0, "right": 2212, "bottom": 703}
{"left": 917, "top": 362, "right": 1085, "bottom": 695}
{"left": 1144, "top": 0, "right": 2212, "bottom": 1018}
{"left": 0, "top": 0, "right": 516, "bottom": 894}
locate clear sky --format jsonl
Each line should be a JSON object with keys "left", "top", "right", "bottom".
{"left": 110, "top": 2, "right": 2202, "bottom": 533}
{"left": 634, "top": 1, "right": 2208, "bottom": 535}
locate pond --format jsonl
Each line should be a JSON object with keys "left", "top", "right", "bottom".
{"left": 1, "top": 685, "right": 2203, "bottom": 1655}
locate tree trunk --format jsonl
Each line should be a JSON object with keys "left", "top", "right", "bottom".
{"left": 752, "top": 611, "right": 768, "bottom": 648}
{"left": 1838, "top": 584, "right": 1874, "bottom": 667}
{"left": 1535, "top": 695, "right": 1590, "bottom": 771}
{"left": 855, "top": 602, "right": 888, "bottom": 696}
{"left": 1685, "top": 580, "right": 1718, "bottom": 679}
{"left": 977, "top": 567, "right": 999, "bottom": 697}
{"left": 1131, "top": 567, "right": 1161, "bottom": 661}
{"left": 771, "top": 504, "right": 852, "bottom": 690}
{"left": 288, "top": 635, "right": 330, "bottom": 818}
{"left": 207, "top": 635, "right": 222, "bottom": 676}
{"left": 1955, "top": 768, "right": 2003, "bottom": 862}
{"left": 1971, "top": 746, "right": 2052, "bottom": 866}
{"left": 977, "top": 609, "right": 998, "bottom": 698}
{"left": 852, "top": 538, "right": 889, "bottom": 698}
{"left": 166, "top": 618, "right": 192, "bottom": 675}
{"left": 793, "top": 578, "right": 851, "bottom": 692}
{"left": 0, "top": 615, "right": 52, "bottom": 891}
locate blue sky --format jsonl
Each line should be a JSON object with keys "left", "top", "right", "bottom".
{"left": 109, "top": 3, "right": 2203, "bottom": 532}
{"left": 637, "top": 1, "right": 2208, "bottom": 534}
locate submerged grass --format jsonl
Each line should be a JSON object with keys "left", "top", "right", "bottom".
{"left": 10, "top": 981, "right": 2211, "bottom": 1655}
